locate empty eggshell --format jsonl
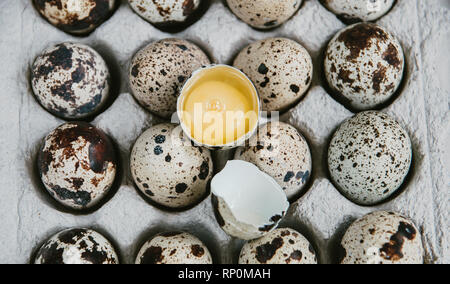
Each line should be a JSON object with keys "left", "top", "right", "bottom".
{"left": 34, "top": 228, "right": 119, "bottom": 264}
{"left": 135, "top": 232, "right": 212, "bottom": 264}
{"left": 38, "top": 122, "right": 117, "bottom": 210}
{"left": 211, "top": 160, "right": 289, "bottom": 240}
{"left": 320, "top": 0, "right": 396, "bottom": 23}
{"left": 328, "top": 111, "right": 412, "bottom": 205}
{"left": 340, "top": 211, "right": 423, "bottom": 264}
{"left": 130, "top": 123, "right": 213, "bottom": 209}
{"left": 33, "top": 0, "right": 116, "bottom": 35}
{"left": 324, "top": 23, "right": 404, "bottom": 111}
{"left": 31, "top": 42, "right": 111, "bottom": 120}
{"left": 226, "top": 0, "right": 302, "bottom": 29}
{"left": 239, "top": 228, "right": 318, "bottom": 264}
{"left": 234, "top": 38, "right": 313, "bottom": 112}
{"left": 234, "top": 121, "right": 312, "bottom": 200}
{"left": 129, "top": 38, "right": 210, "bottom": 118}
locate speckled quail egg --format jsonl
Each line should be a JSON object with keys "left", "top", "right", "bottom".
{"left": 320, "top": 0, "right": 395, "bottom": 23}
{"left": 130, "top": 123, "right": 213, "bottom": 209}
{"left": 239, "top": 228, "right": 317, "bottom": 264}
{"left": 340, "top": 211, "right": 423, "bottom": 264}
{"left": 38, "top": 122, "right": 117, "bottom": 210}
{"left": 235, "top": 121, "right": 312, "bottom": 200}
{"left": 136, "top": 232, "right": 213, "bottom": 264}
{"left": 33, "top": 0, "right": 116, "bottom": 35}
{"left": 226, "top": 0, "right": 302, "bottom": 29}
{"left": 328, "top": 111, "right": 412, "bottom": 206}
{"left": 234, "top": 38, "right": 313, "bottom": 112}
{"left": 34, "top": 228, "right": 119, "bottom": 264}
{"left": 129, "top": 38, "right": 210, "bottom": 118}
{"left": 31, "top": 42, "right": 110, "bottom": 120}
{"left": 324, "top": 23, "right": 404, "bottom": 111}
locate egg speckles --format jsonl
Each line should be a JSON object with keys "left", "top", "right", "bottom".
{"left": 340, "top": 211, "right": 423, "bottom": 264}
{"left": 321, "top": 0, "right": 395, "bottom": 23}
{"left": 31, "top": 42, "right": 110, "bottom": 119}
{"left": 235, "top": 122, "right": 312, "bottom": 200}
{"left": 227, "top": 0, "right": 302, "bottom": 29}
{"left": 33, "top": 0, "right": 116, "bottom": 35}
{"left": 328, "top": 111, "right": 412, "bottom": 205}
{"left": 129, "top": 38, "right": 210, "bottom": 118}
{"left": 38, "top": 122, "right": 117, "bottom": 210}
{"left": 234, "top": 38, "right": 313, "bottom": 112}
{"left": 239, "top": 228, "right": 317, "bottom": 264}
{"left": 34, "top": 228, "right": 119, "bottom": 264}
{"left": 324, "top": 23, "right": 404, "bottom": 111}
{"left": 130, "top": 123, "right": 213, "bottom": 209}
{"left": 136, "top": 232, "right": 212, "bottom": 264}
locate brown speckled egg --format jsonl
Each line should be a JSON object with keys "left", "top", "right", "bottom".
{"left": 324, "top": 23, "right": 404, "bottom": 111}
{"left": 33, "top": 0, "right": 116, "bottom": 35}
{"left": 328, "top": 111, "right": 412, "bottom": 206}
{"left": 34, "top": 228, "right": 119, "bottom": 264}
{"left": 340, "top": 211, "right": 423, "bottom": 264}
{"left": 226, "top": 0, "right": 302, "bottom": 29}
{"left": 239, "top": 228, "right": 317, "bottom": 264}
{"left": 129, "top": 38, "right": 210, "bottom": 118}
{"left": 31, "top": 42, "right": 110, "bottom": 120}
{"left": 135, "top": 232, "right": 212, "bottom": 264}
{"left": 130, "top": 123, "right": 213, "bottom": 209}
{"left": 235, "top": 122, "right": 312, "bottom": 200}
{"left": 38, "top": 122, "right": 117, "bottom": 210}
{"left": 234, "top": 38, "right": 313, "bottom": 112}
{"left": 320, "top": 0, "right": 396, "bottom": 24}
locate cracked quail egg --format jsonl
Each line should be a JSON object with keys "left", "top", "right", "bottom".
{"left": 235, "top": 121, "right": 312, "bottom": 200}
{"left": 129, "top": 38, "right": 210, "bottom": 119}
{"left": 136, "top": 232, "right": 212, "bottom": 264}
{"left": 130, "top": 123, "right": 213, "bottom": 209}
{"left": 34, "top": 228, "right": 119, "bottom": 264}
{"left": 31, "top": 42, "right": 111, "bottom": 120}
{"left": 234, "top": 38, "right": 313, "bottom": 112}
{"left": 340, "top": 211, "right": 423, "bottom": 264}
{"left": 328, "top": 111, "right": 412, "bottom": 206}
{"left": 320, "top": 0, "right": 396, "bottom": 23}
{"left": 324, "top": 23, "right": 404, "bottom": 111}
{"left": 38, "top": 122, "right": 117, "bottom": 210}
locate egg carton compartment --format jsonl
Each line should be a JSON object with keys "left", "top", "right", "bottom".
{"left": 0, "top": 0, "right": 447, "bottom": 264}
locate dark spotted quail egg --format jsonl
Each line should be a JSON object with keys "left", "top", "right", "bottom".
{"left": 320, "top": 0, "right": 395, "bottom": 23}
{"left": 226, "top": 0, "right": 302, "bottom": 29}
{"left": 328, "top": 111, "right": 412, "bottom": 206}
{"left": 135, "top": 232, "right": 212, "bottom": 264}
{"left": 234, "top": 38, "right": 313, "bottom": 112}
{"left": 324, "top": 23, "right": 404, "bottom": 111}
{"left": 340, "top": 211, "right": 423, "bottom": 264}
{"left": 239, "top": 228, "right": 317, "bottom": 264}
{"left": 33, "top": 0, "right": 116, "bottom": 35}
{"left": 38, "top": 122, "right": 117, "bottom": 210}
{"left": 234, "top": 121, "right": 312, "bottom": 200}
{"left": 31, "top": 42, "right": 110, "bottom": 120}
{"left": 34, "top": 228, "right": 119, "bottom": 264}
{"left": 129, "top": 38, "right": 210, "bottom": 119}
{"left": 130, "top": 123, "right": 213, "bottom": 209}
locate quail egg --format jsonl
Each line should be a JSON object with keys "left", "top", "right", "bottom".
{"left": 340, "top": 211, "right": 423, "bottom": 264}
{"left": 239, "top": 228, "right": 317, "bottom": 264}
{"left": 320, "top": 0, "right": 396, "bottom": 23}
{"left": 34, "top": 228, "right": 119, "bottom": 264}
{"left": 129, "top": 38, "right": 210, "bottom": 118}
{"left": 38, "top": 122, "right": 117, "bottom": 210}
{"left": 226, "top": 0, "right": 302, "bottom": 29}
{"left": 328, "top": 111, "right": 412, "bottom": 206}
{"left": 130, "top": 123, "right": 213, "bottom": 209}
{"left": 324, "top": 23, "right": 404, "bottom": 111}
{"left": 234, "top": 38, "right": 313, "bottom": 112}
{"left": 33, "top": 0, "right": 116, "bottom": 35}
{"left": 235, "top": 121, "right": 312, "bottom": 200}
{"left": 31, "top": 42, "right": 110, "bottom": 120}
{"left": 136, "top": 232, "right": 213, "bottom": 264}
